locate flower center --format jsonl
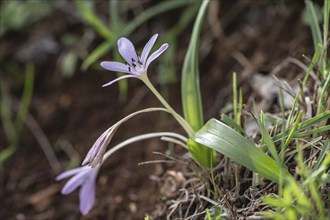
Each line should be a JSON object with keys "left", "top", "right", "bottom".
{"left": 128, "top": 57, "right": 145, "bottom": 75}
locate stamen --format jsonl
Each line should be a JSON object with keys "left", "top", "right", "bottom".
{"left": 132, "top": 63, "right": 136, "bottom": 68}
{"left": 138, "top": 60, "right": 143, "bottom": 65}
{"left": 131, "top": 58, "right": 135, "bottom": 62}
{"left": 128, "top": 66, "right": 131, "bottom": 72}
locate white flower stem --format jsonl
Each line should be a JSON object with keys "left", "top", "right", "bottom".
{"left": 102, "top": 132, "right": 188, "bottom": 162}
{"left": 141, "top": 75, "right": 194, "bottom": 136}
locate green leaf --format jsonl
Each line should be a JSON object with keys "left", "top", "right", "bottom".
{"left": 82, "top": 40, "right": 115, "bottom": 70}
{"left": 0, "top": 145, "right": 17, "bottom": 164}
{"left": 273, "top": 110, "right": 330, "bottom": 142}
{"left": 192, "top": 119, "right": 291, "bottom": 183}
{"left": 121, "top": 0, "right": 192, "bottom": 36}
{"left": 258, "top": 112, "right": 281, "bottom": 163}
{"left": 304, "top": 0, "right": 322, "bottom": 49}
{"left": 181, "top": 0, "right": 215, "bottom": 168}
{"left": 74, "top": 0, "right": 112, "bottom": 40}
{"left": 221, "top": 114, "right": 245, "bottom": 135}
{"left": 181, "top": 0, "right": 206, "bottom": 130}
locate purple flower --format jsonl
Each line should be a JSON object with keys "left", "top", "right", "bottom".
{"left": 100, "top": 33, "right": 168, "bottom": 87}
{"left": 56, "top": 166, "right": 98, "bottom": 215}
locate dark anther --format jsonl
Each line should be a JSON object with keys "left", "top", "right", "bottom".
{"left": 138, "top": 60, "right": 143, "bottom": 65}
{"left": 131, "top": 58, "right": 135, "bottom": 62}
{"left": 132, "top": 63, "right": 136, "bottom": 68}
{"left": 128, "top": 66, "right": 131, "bottom": 72}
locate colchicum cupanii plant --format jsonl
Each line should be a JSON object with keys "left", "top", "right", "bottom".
{"left": 56, "top": 34, "right": 193, "bottom": 215}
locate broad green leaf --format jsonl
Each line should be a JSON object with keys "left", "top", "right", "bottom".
{"left": 192, "top": 119, "right": 291, "bottom": 183}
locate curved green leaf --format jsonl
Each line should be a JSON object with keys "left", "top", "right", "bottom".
{"left": 192, "top": 119, "right": 291, "bottom": 183}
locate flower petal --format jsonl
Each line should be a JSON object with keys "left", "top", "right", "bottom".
{"left": 61, "top": 168, "right": 89, "bottom": 195}
{"left": 82, "top": 127, "right": 116, "bottom": 167}
{"left": 56, "top": 166, "right": 87, "bottom": 181}
{"left": 82, "top": 129, "right": 110, "bottom": 166}
{"left": 102, "top": 75, "right": 137, "bottom": 87}
{"left": 141, "top": 34, "right": 158, "bottom": 64}
{"left": 100, "top": 61, "right": 130, "bottom": 73}
{"left": 145, "top": 43, "right": 169, "bottom": 70}
{"left": 79, "top": 171, "right": 97, "bottom": 215}
{"left": 117, "top": 37, "right": 139, "bottom": 65}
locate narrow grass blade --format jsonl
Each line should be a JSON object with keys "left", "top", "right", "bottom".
{"left": 1, "top": 83, "right": 17, "bottom": 144}
{"left": 258, "top": 112, "right": 281, "bottom": 163}
{"left": 82, "top": 40, "right": 115, "bottom": 70}
{"left": 192, "top": 119, "right": 291, "bottom": 183}
{"left": 305, "top": 0, "right": 322, "bottom": 49}
{"left": 122, "top": 0, "right": 193, "bottom": 37}
{"left": 273, "top": 110, "right": 330, "bottom": 142}
{"left": 221, "top": 114, "right": 245, "bottom": 135}
{"left": 75, "top": 0, "right": 112, "bottom": 40}
{"left": 15, "top": 62, "right": 34, "bottom": 134}
{"left": 302, "top": 44, "right": 322, "bottom": 85}
{"left": 0, "top": 145, "right": 17, "bottom": 164}
{"left": 312, "top": 139, "right": 329, "bottom": 171}
{"left": 322, "top": 0, "right": 329, "bottom": 76}
{"left": 292, "top": 125, "right": 330, "bottom": 138}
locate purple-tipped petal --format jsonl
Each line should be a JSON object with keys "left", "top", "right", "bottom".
{"left": 102, "top": 75, "right": 137, "bottom": 87}
{"left": 117, "top": 37, "right": 139, "bottom": 65}
{"left": 79, "top": 171, "right": 97, "bottom": 215}
{"left": 61, "top": 169, "right": 88, "bottom": 195}
{"left": 56, "top": 167, "right": 85, "bottom": 181}
{"left": 100, "top": 61, "right": 130, "bottom": 73}
{"left": 141, "top": 34, "right": 158, "bottom": 64}
{"left": 145, "top": 43, "right": 169, "bottom": 70}
{"left": 57, "top": 166, "right": 98, "bottom": 215}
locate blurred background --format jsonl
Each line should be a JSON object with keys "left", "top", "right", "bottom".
{"left": 0, "top": 0, "right": 317, "bottom": 219}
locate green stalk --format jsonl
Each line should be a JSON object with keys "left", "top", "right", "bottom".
{"left": 141, "top": 75, "right": 194, "bottom": 137}
{"left": 103, "top": 132, "right": 188, "bottom": 162}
